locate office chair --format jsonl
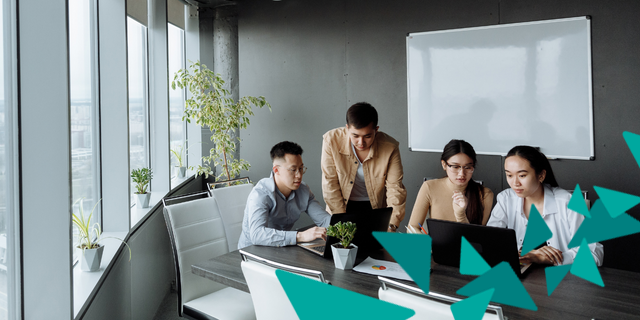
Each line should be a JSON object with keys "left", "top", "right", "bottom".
{"left": 239, "top": 250, "right": 328, "bottom": 320}
{"left": 378, "top": 276, "right": 504, "bottom": 320}
{"left": 209, "top": 183, "right": 254, "bottom": 252}
{"left": 163, "top": 192, "right": 256, "bottom": 320}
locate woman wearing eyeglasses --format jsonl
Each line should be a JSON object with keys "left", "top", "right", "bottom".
{"left": 408, "top": 139, "right": 494, "bottom": 233}
{"left": 487, "top": 145, "right": 603, "bottom": 266}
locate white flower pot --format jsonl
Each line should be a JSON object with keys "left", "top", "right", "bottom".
{"left": 79, "top": 245, "right": 104, "bottom": 272}
{"left": 331, "top": 243, "right": 358, "bottom": 270}
{"left": 136, "top": 193, "right": 151, "bottom": 208}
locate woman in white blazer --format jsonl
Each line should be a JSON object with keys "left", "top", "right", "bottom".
{"left": 487, "top": 146, "right": 603, "bottom": 266}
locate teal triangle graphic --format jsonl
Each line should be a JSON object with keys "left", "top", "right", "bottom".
{"left": 594, "top": 186, "right": 640, "bottom": 218}
{"left": 450, "top": 288, "right": 495, "bottom": 320}
{"left": 623, "top": 131, "right": 640, "bottom": 169}
{"left": 460, "top": 236, "right": 491, "bottom": 276}
{"left": 568, "top": 184, "right": 590, "bottom": 218}
{"left": 544, "top": 264, "right": 572, "bottom": 296}
{"left": 457, "top": 262, "right": 537, "bottom": 311}
{"left": 521, "top": 205, "right": 553, "bottom": 254}
{"left": 570, "top": 239, "right": 604, "bottom": 287}
{"left": 373, "top": 232, "right": 431, "bottom": 294}
{"left": 569, "top": 199, "right": 640, "bottom": 248}
{"left": 276, "top": 269, "right": 415, "bottom": 320}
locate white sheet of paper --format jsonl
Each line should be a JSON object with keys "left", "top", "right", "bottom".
{"left": 352, "top": 257, "right": 413, "bottom": 281}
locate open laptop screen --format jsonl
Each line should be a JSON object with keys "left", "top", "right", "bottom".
{"left": 426, "top": 218, "right": 525, "bottom": 275}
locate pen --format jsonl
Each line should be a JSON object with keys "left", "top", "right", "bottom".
{"left": 418, "top": 223, "right": 427, "bottom": 234}
{"left": 408, "top": 225, "right": 418, "bottom": 234}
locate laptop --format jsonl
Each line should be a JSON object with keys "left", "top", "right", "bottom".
{"left": 426, "top": 218, "right": 533, "bottom": 276}
{"left": 297, "top": 207, "right": 393, "bottom": 259}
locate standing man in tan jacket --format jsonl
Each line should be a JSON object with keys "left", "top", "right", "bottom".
{"left": 321, "top": 102, "right": 407, "bottom": 232}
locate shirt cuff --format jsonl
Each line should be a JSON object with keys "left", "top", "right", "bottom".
{"left": 285, "top": 231, "right": 297, "bottom": 246}
{"left": 562, "top": 250, "right": 576, "bottom": 265}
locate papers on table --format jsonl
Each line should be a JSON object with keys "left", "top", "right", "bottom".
{"left": 352, "top": 257, "right": 413, "bottom": 281}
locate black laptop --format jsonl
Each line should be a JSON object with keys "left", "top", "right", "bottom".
{"left": 426, "top": 218, "right": 532, "bottom": 276}
{"left": 297, "top": 207, "right": 393, "bottom": 259}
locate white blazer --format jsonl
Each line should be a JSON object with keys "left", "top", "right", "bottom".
{"left": 487, "top": 184, "right": 604, "bottom": 266}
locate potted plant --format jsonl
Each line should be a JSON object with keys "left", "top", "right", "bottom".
{"left": 72, "top": 198, "right": 131, "bottom": 272}
{"left": 171, "top": 143, "right": 187, "bottom": 178}
{"left": 131, "top": 167, "right": 153, "bottom": 208}
{"left": 171, "top": 61, "right": 271, "bottom": 185}
{"left": 327, "top": 221, "right": 358, "bottom": 270}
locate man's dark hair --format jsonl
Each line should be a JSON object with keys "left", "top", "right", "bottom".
{"left": 346, "top": 102, "right": 378, "bottom": 129}
{"left": 270, "top": 141, "right": 303, "bottom": 161}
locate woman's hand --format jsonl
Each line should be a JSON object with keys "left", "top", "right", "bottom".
{"left": 452, "top": 191, "right": 468, "bottom": 210}
{"left": 520, "top": 246, "right": 563, "bottom": 265}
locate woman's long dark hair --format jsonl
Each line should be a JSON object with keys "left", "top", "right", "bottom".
{"left": 506, "top": 146, "right": 559, "bottom": 187}
{"left": 441, "top": 139, "right": 484, "bottom": 225}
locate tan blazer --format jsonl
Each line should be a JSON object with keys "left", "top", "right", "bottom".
{"left": 321, "top": 127, "right": 406, "bottom": 226}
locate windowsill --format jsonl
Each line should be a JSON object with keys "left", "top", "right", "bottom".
{"left": 130, "top": 191, "right": 167, "bottom": 227}
{"left": 73, "top": 231, "right": 128, "bottom": 317}
{"left": 129, "top": 169, "right": 193, "bottom": 226}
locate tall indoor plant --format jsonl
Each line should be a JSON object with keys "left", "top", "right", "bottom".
{"left": 171, "top": 61, "right": 271, "bottom": 183}
{"left": 72, "top": 198, "right": 131, "bottom": 272}
{"left": 131, "top": 167, "right": 153, "bottom": 208}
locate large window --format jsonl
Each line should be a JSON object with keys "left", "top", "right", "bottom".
{"left": 69, "top": 0, "right": 100, "bottom": 260}
{"left": 0, "top": 0, "right": 17, "bottom": 318}
{"left": 168, "top": 23, "right": 186, "bottom": 186}
{"left": 127, "top": 17, "right": 149, "bottom": 203}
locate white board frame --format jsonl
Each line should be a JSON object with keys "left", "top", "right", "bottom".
{"left": 407, "top": 17, "right": 594, "bottom": 160}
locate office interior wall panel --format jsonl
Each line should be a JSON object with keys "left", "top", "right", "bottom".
{"left": 99, "top": 0, "right": 131, "bottom": 232}
{"left": 80, "top": 255, "right": 132, "bottom": 320}
{"left": 130, "top": 211, "right": 174, "bottom": 319}
{"left": 18, "top": 0, "right": 73, "bottom": 318}
{"left": 238, "top": 0, "right": 347, "bottom": 203}
{"left": 236, "top": 0, "right": 640, "bottom": 271}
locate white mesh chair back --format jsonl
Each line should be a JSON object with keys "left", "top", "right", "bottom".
{"left": 378, "top": 276, "right": 503, "bottom": 320}
{"left": 239, "top": 250, "right": 326, "bottom": 320}
{"left": 211, "top": 183, "right": 254, "bottom": 252}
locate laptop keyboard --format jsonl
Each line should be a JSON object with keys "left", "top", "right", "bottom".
{"left": 313, "top": 246, "right": 325, "bottom": 254}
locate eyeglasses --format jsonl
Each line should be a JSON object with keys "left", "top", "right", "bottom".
{"left": 445, "top": 162, "right": 474, "bottom": 174}
{"left": 277, "top": 165, "right": 308, "bottom": 175}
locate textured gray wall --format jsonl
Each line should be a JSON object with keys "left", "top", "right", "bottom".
{"left": 237, "top": 0, "right": 640, "bottom": 271}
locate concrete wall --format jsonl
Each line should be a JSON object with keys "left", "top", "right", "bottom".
{"left": 237, "top": 0, "right": 640, "bottom": 271}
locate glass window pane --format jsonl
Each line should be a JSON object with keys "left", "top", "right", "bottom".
{"left": 69, "top": 0, "right": 99, "bottom": 262}
{"left": 168, "top": 23, "right": 185, "bottom": 186}
{"left": 127, "top": 17, "right": 149, "bottom": 204}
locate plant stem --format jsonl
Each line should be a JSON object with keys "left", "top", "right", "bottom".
{"left": 222, "top": 144, "right": 230, "bottom": 181}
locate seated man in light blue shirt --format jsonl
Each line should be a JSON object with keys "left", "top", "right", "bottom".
{"left": 238, "top": 141, "right": 331, "bottom": 249}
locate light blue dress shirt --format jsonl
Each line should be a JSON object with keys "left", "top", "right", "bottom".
{"left": 238, "top": 172, "right": 331, "bottom": 249}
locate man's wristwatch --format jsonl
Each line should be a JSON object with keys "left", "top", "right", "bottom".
{"left": 388, "top": 224, "right": 398, "bottom": 232}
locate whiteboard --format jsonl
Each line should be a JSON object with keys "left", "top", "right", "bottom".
{"left": 407, "top": 17, "right": 594, "bottom": 160}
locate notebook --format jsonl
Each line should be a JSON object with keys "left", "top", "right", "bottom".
{"left": 297, "top": 207, "right": 393, "bottom": 259}
{"left": 426, "top": 218, "right": 533, "bottom": 276}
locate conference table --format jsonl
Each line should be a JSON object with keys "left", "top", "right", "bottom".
{"left": 192, "top": 245, "right": 640, "bottom": 319}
